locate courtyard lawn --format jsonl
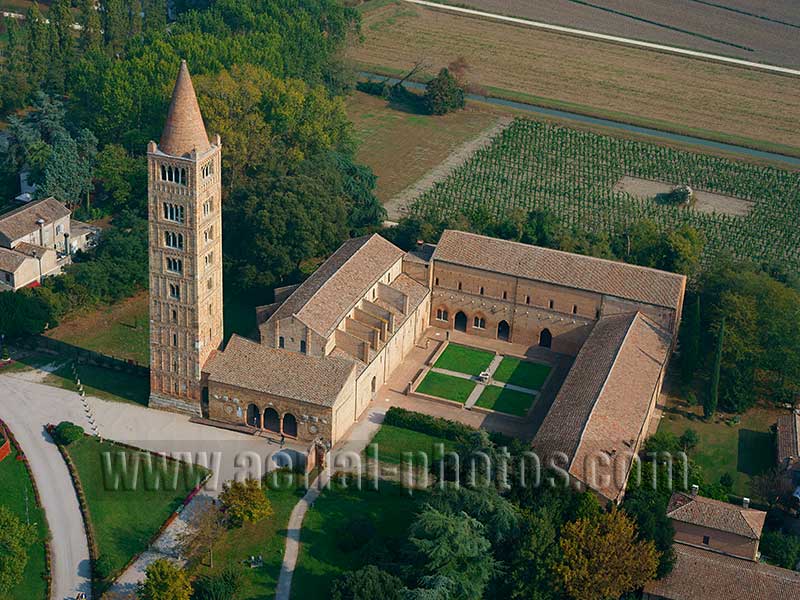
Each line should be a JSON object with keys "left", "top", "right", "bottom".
{"left": 416, "top": 371, "right": 476, "bottom": 403}
{"left": 65, "top": 436, "right": 208, "bottom": 583}
{"left": 0, "top": 441, "right": 49, "bottom": 600}
{"left": 192, "top": 475, "right": 306, "bottom": 600}
{"left": 433, "top": 344, "right": 494, "bottom": 377}
{"left": 291, "top": 480, "right": 425, "bottom": 599}
{"left": 46, "top": 363, "right": 149, "bottom": 406}
{"left": 657, "top": 395, "right": 778, "bottom": 499}
{"left": 365, "top": 424, "right": 456, "bottom": 465}
{"left": 46, "top": 293, "right": 150, "bottom": 366}
{"left": 492, "top": 357, "right": 551, "bottom": 390}
{"left": 475, "top": 386, "right": 536, "bottom": 417}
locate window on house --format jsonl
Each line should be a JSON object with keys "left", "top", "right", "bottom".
{"left": 202, "top": 162, "right": 213, "bottom": 179}
{"left": 166, "top": 257, "right": 183, "bottom": 274}
{"left": 549, "top": 299, "right": 554, "bottom": 309}
{"left": 172, "top": 333, "right": 178, "bottom": 346}
{"left": 526, "top": 295, "right": 531, "bottom": 305}
{"left": 169, "top": 283, "right": 180, "bottom": 300}
{"left": 56, "top": 224, "right": 63, "bottom": 235}
{"left": 4, "top": 273, "right": 12, "bottom": 284}
{"left": 572, "top": 305, "right": 578, "bottom": 314}
{"left": 209, "top": 303, "right": 213, "bottom": 316}
{"left": 162, "top": 203, "right": 185, "bottom": 223}
{"left": 702, "top": 536, "right": 710, "bottom": 545}
{"left": 473, "top": 316, "right": 486, "bottom": 329}
{"left": 434, "top": 277, "right": 439, "bottom": 286}
{"left": 300, "top": 340, "right": 307, "bottom": 354}
{"left": 279, "top": 336, "right": 285, "bottom": 349}
{"left": 436, "top": 309, "right": 449, "bottom": 321}
{"left": 207, "top": 277, "right": 213, "bottom": 290}
{"left": 595, "top": 308, "right": 601, "bottom": 319}
{"left": 172, "top": 309, "right": 178, "bottom": 322}
{"left": 503, "top": 291, "right": 508, "bottom": 300}
{"left": 203, "top": 228, "right": 212, "bottom": 243}
{"left": 479, "top": 286, "right": 484, "bottom": 295}
{"left": 165, "top": 231, "right": 184, "bottom": 250}
{"left": 458, "top": 281, "right": 462, "bottom": 291}
{"left": 203, "top": 200, "right": 211, "bottom": 216}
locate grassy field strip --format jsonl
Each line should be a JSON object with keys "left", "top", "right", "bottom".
{"left": 401, "top": 0, "right": 800, "bottom": 76}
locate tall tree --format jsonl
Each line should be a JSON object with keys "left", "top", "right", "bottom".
{"left": 101, "top": 0, "right": 129, "bottom": 55}
{"left": 680, "top": 295, "right": 702, "bottom": 385}
{"left": 79, "top": 0, "right": 104, "bottom": 53}
{"left": 47, "top": 0, "right": 75, "bottom": 93}
{"left": 706, "top": 316, "right": 725, "bottom": 419}
{"left": 25, "top": 3, "right": 50, "bottom": 88}
{"left": 555, "top": 508, "right": 659, "bottom": 600}
{"left": 1, "top": 18, "right": 33, "bottom": 110}
{"left": 143, "top": 0, "right": 168, "bottom": 32}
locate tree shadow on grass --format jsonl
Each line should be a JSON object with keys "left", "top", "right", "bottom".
{"left": 737, "top": 429, "right": 774, "bottom": 476}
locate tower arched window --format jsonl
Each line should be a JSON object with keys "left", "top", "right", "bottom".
{"left": 160, "top": 165, "right": 167, "bottom": 181}
{"left": 165, "top": 231, "right": 184, "bottom": 250}
{"left": 169, "top": 283, "right": 181, "bottom": 300}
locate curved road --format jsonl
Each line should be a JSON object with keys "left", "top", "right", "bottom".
{"left": 0, "top": 372, "right": 92, "bottom": 600}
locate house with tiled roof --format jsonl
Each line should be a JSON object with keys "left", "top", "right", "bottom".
{"left": 644, "top": 489, "right": 800, "bottom": 599}
{"left": 777, "top": 411, "right": 800, "bottom": 474}
{"left": 0, "top": 197, "right": 98, "bottom": 290}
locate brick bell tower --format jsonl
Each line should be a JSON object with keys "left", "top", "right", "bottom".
{"left": 147, "top": 60, "right": 223, "bottom": 415}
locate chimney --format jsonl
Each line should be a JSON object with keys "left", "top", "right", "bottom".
{"left": 691, "top": 484, "right": 699, "bottom": 496}
{"left": 743, "top": 497, "right": 750, "bottom": 509}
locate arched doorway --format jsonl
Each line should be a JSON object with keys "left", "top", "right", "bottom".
{"left": 497, "top": 320, "right": 510, "bottom": 341}
{"left": 246, "top": 404, "right": 260, "bottom": 428}
{"left": 539, "top": 328, "right": 552, "bottom": 348}
{"left": 282, "top": 413, "right": 298, "bottom": 437}
{"left": 264, "top": 407, "right": 280, "bottom": 433}
{"left": 454, "top": 311, "right": 467, "bottom": 332}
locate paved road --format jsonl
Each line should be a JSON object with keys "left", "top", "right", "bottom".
{"left": 0, "top": 372, "right": 93, "bottom": 600}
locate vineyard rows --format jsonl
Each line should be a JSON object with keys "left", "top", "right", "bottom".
{"left": 410, "top": 119, "right": 800, "bottom": 271}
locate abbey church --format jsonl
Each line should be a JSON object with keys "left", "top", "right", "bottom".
{"left": 148, "top": 63, "right": 686, "bottom": 498}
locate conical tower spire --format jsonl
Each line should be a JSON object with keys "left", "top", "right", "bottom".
{"left": 159, "top": 60, "right": 210, "bottom": 157}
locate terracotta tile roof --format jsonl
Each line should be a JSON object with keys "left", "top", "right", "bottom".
{"left": 12, "top": 242, "right": 51, "bottom": 258}
{"left": 777, "top": 412, "right": 800, "bottom": 464}
{"left": 0, "top": 197, "right": 70, "bottom": 242}
{"left": 644, "top": 544, "right": 800, "bottom": 600}
{"left": 666, "top": 492, "right": 766, "bottom": 539}
{"left": 268, "top": 234, "right": 404, "bottom": 338}
{"left": 159, "top": 61, "right": 210, "bottom": 157}
{"left": 533, "top": 312, "right": 671, "bottom": 501}
{"left": 0, "top": 247, "right": 29, "bottom": 273}
{"left": 205, "top": 335, "right": 361, "bottom": 408}
{"left": 432, "top": 230, "right": 685, "bottom": 310}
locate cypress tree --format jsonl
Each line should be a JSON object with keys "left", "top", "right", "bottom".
{"left": 25, "top": 3, "right": 49, "bottom": 88}
{"left": 79, "top": 0, "right": 103, "bottom": 53}
{"left": 680, "top": 295, "right": 701, "bottom": 384}
{"left": 706, "top": 316, "right": 725, "bottom": 420}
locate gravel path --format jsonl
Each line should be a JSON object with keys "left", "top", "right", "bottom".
{"left": 0, "top": 373, "right": 93, "bottom": 600}
{"left": 383, "top": 116, "right": 512, "bottom": 221}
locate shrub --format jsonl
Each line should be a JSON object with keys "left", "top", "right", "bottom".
{"left": 94, "top": 554, "right": 114, "bottom": 580}
{"left": 219, "top": 479, "right": 273, "bottom": 527}
{"left": 53, "top": 422, "right": 84, "bottom": 446}
{"left": 383, "top": 407, "right": 476, "bottom": 443}
{"left": 192, "top": 565, "right": 244, "bottom": 600}
{"left": 331, "top": 565, "right": 403, "bottom": 600}
{"left": 424, "top": 68, "right": 465, "bottom": 115}
{"left": 761, "top": 530, "right": 800, "bottom": 570}
{"left": 679, "top": 429, "right": 699, "bottom": 452}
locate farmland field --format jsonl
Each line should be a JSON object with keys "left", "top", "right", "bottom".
{"left": 438, "top": 0, "right": 800, "bottom": 67}
{"left": 410, "top": 118, "right": 800, "bottom": 271}
{"left": 350, "top": 1, "right": 800, "bottom": 154}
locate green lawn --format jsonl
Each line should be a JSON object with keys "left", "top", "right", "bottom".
{"left": 45, "top": 363, "right": 149, "bottom": 406}
{"left": 492, "top": 357, "right": 551, "bottom": 390}
{"left": 291, "top": 481, "right": 425, "bottom": 599}
{"left": 475, "top": 386, "right": 536, "bottom": 417}
{"left": 192, "top": 474, "right": 306, "bottom": 599}
{"left": 433, "top": 344, "right": 494, "bottom": 376}
{"left": 658, "top": 397, "right": 778, "bottom": 499}
{"left": 65, "top": 436, "right": 208, "bottom": 584}
{"left": 0, "top": 441, "right": 48, "bottom": 600}
{"left": 365, "top": 424, "right": 456, "bottom": 464}
{"left": 416, "top": 371, "right": 476, "bottom": 403}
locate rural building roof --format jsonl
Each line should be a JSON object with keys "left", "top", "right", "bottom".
{"left": 0, "top": 198, "right": 70, "bottom": 243}
{"left": 267, "top": 234, "right": 405, "bottom": 338}
{"left": 777, "top": 412, "right": 800, "bottom": 464}
{"left": 0, "top": 247, "right": 29, "bottom": 273}
{"left": 643, "top": 543, "right": 800, "bottom": 600}
{"left": 159, "top": 60, "right": 210, "bottom": 157}
{"left": 532, "top": 311, "right": 671, "bottom": 501}
{"left": 12, "top": 242, "right": 51, "bottom": 259}
{"left": 205, "top": 335, "right": 361, "bottom": 408}
{"left": 432, "top": 230, "right": 685, "bottom": 310}
{"left": 666, "top": 492, "right": 766, "bottom": 540}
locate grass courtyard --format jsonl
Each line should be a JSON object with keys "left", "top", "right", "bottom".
{"left": 365, "top": 424, "right": 456, "bottom": 464}
{"left": 657, "top": 394, "right": 779, "bottom": 499}
{"left": 475, "top": 386, "right": 535, "bottom": 417}
{"left": 65, "top": 436, "right": 208, "bottom": 583}
{"left": 433, "top": 343, "right": 494, "bottom": 377}
{"left": 192, "top": 475, "right": 306, "bottom": 600}
{"left": 291, "top": 480, "right": 425, "bottom": 599}
{"left": 0, "top": 440, "right": 48, "bottom": 600}
{"left": 492, "top": 357, "right": 551, "bottom": 390}
{"left": 415, "top": 371, "right": 476, "bottom": 403}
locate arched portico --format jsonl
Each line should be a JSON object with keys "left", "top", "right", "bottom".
{"left": 264, "top": 407, "right": 280, "bottom": 433}
{"left": 246, "top": 404, "right": 260, "bottom": 428}
{"left": 282, "top": 413, "right": 298, "bottom": 437}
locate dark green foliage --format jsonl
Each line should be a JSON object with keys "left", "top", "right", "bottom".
{"left": 706, "top": 317, "right": 724, "bottom": 418}
{"left": 622, "top": 485, "right": 676, "bottom": 578}
{"left": 54, "top": 422, "right": 85, "bottom": 446}
{"left": 679, "top": 429, "right": 699, "bottom": 452}
{"left": 94, "top": 554, "right": 114, "bottom": 580}
{"left": 0, "top": 288, "right": 60, "bottom": 338}
{"left": 336, "top": 516, "right": 376, "bottom": 553}
{"left": 192, "top": 565, "right": 245, "bottom": 600}
{"left": 424, "top": 68, "right": 465, "bottom": 115}
{"left": 679, "top": 295, "right": 702, "bottom": 385}
{"left": 760, "top": 531, "right": 800, "bottom": 570}
{"left": 330, "top": 565, "right": 403, "bottom": 600}
{"left": 613, "top": 220, "right": 704, "bottom": 277}
{"left": 427, "top": 486, "right": 520, "bottom": 547}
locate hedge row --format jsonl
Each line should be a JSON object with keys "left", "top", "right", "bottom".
{"left": 383, "top": 407, "right": 477, "bottom": 442}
